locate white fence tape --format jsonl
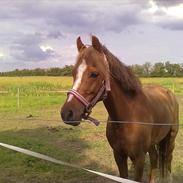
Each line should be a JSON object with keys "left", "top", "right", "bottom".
{"left": 0, "top": 142, "right": 139, "bottom": 183}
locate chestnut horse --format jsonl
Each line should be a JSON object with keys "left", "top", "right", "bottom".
{"left": 61, "top": 35, "right": 179, "bottom": 182}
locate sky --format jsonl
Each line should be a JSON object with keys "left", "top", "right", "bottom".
{"left": 0, "top": 0, "right": 183, "bottom": 72}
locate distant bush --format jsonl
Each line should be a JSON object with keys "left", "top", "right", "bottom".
{"left": 0, "top": 65, "right": 73, "bottom": 77}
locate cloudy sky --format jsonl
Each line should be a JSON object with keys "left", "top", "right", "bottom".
{"left": 0, "top": 0, "right": 183, "bottom": 72}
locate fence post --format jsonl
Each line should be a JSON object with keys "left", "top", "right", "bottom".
{"left": 17, "top": 88, "right": 20, "bottom": 109}
{"left": 172, "top": 83, "right": 175, "bottom": 93}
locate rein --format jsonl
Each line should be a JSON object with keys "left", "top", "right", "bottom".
{"left": 67, "top": 81, "right": 107, "bottom": 126}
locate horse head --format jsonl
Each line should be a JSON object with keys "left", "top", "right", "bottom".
{"left": 61, "top": 35, "right": 110, "bottom": 126}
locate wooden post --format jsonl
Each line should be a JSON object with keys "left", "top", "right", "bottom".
{"left": 17, "top": 88, "right": 20, "bottom": 109}
{"left": 172, "top": 83, "right": 175, "bottom": 93}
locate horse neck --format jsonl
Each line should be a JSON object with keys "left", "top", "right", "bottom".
{"left": 103, "top": 78, "right": 141, "bottom": 121}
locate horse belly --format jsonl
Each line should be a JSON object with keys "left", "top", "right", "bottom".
{"left": 106, "top": 123, "right": 151, "bottom": 155}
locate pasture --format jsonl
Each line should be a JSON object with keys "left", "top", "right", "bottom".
{"left": 0, "top": 76, "right": 183, "bottom": 183}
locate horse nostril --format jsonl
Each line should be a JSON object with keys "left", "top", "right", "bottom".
{"left": 61, "top": 109, "right": 74, "bottom": 122}
{"left": 67, "top": 110, "right": 73, "bottom": 121}
{"left": 61, "top": 108, "right": 81, "bottom": 126}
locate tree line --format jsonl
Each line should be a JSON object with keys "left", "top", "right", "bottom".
{"left": 131, "top": 62, "right": 183, "bottom": 77}
{"left": 0, "top": 65, "right": 73, "bottom": 77}
{"left": 0, "top": 62, "right": 182, "bottom": 77}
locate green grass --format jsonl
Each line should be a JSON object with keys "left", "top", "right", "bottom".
{"left": 141, "top": 77, "right": 183, "bottom": 95}
{"left": 0, "top": 77, "right": 183, "bottom": 183}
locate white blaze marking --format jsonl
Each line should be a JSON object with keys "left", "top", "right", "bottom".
{"left": 67, "top": 59, "right": 87, "bottom": 103}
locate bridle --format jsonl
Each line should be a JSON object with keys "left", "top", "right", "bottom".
{"left": 67, "top": 51, "right": 111, "bottom": 126}
{"left": 67, "top": 81, "right": 109, "bottom": 126}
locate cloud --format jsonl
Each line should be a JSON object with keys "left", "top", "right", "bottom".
{"left": 142, "top": 1, "right": 183, "bottom": 31}
{"left": 47, "top": 30, "right": 64, "bottom": 39}
{"left": 0, "top": 1, "right": 183, "bottom": 34}
{"left": 0, "top": 1, "right": 145, "bottom": 33}
{"left": 158, "top": 19, "right": 183, "bottom": 30}
{"left": 12, "top": 33, "right": 55, "bottom": 62}
{"left": 46, "top": 2, "right": 144, "bottom": 33}
{"left": 154, "top": 0, "right": 183, "bottom": 7}
{"left": 0, "top": 0, "right": 183, "bottom": 71}
{"left": 0, "top": 1, "right": 145, "bottom": 71}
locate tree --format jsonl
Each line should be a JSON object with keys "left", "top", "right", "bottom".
{"left": 142, "top": 62, "right": 152, "bottom": 77}
{"left": 131, "top": 64, "right": 144, "bottom": 76}
{"left": 151, "top": 62, "right": 166, "bottom": 77}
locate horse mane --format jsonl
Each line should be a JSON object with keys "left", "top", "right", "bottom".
{"left": 102, "top": 46, "right": 142, "bottom": 96}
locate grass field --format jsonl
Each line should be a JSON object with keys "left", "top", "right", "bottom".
{"left": 0, "top": 77, "right": 183, "bottom": 183}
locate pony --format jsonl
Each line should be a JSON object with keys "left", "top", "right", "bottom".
{"left": 61, "top": 35, "right": 179, "bottom": 182}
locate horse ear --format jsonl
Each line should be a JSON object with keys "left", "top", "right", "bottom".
{"left": 91, "top": 35, "right": 102, "bottom": 53}
{"left": 76, "top": 36, "right": 86, "bottom": 52}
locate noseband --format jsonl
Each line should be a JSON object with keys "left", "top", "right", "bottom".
{"left": 67, "top": 81, "right": 107, "bottom": 126}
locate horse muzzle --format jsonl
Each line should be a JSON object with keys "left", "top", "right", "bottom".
{"left": 60, "top": 103, "right": 84, "bottom": 126}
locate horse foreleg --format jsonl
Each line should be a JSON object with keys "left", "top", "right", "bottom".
{"left": 131, "top": 153, "right": 145, "bottom": 182}
{"left": 113, "top": 150, "right": 128, "bottom": 178}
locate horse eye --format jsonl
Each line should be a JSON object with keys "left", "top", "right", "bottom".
{"left": 90, "top": 72, "right": 99, "bottom": 78}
